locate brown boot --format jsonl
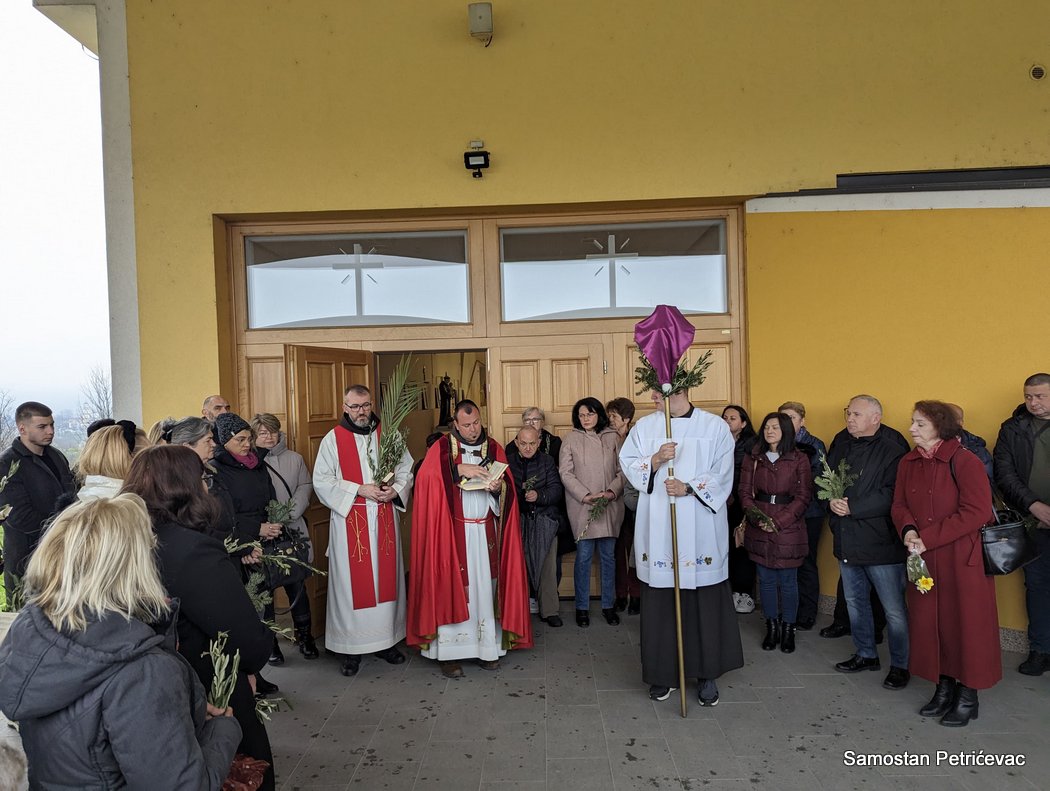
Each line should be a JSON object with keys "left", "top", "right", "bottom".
{"left": 440, "top": 661, "right": 464, "bottom": 678}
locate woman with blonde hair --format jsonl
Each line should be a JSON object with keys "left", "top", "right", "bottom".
{"left": 76, "top": 425, "right": 135, "bottom": 501}
{"left": 0, "top": 495, "right": 241, "bottom": 789}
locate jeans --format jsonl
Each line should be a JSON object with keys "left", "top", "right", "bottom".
{"left": 756, "top": 565, "right": 799, "bottom": 622}
{"left": 574, "top": 536, "right": 616, "bottom": 610}
{"left": 839, "top": 561, "right": 909, "bottom": 669}
{"left": 1023, "top": 529, "right": 1050, "bottom": 652}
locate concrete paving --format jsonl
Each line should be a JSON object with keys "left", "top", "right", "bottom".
{"left": 263, "top": 605, "right": 1050, "bottom": 790}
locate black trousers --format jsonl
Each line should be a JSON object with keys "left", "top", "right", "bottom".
{"left": 795, "top": 516, "right": 826, "bottom": 622}
{"left": 263, "top": 579, "right": 313, "bottom": 632}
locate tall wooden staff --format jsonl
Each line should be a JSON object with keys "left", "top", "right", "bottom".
{"left": 634, "top": 305, "right": 696, "bottom": 718}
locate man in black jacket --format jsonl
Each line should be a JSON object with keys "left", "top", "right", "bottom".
{"left": 994, "top": 372, "right": 1050, "bottom": 675}
{"left": 506, "top": 425, "right": 564, "bottom": 626}
{"left": 0, "top": 402, "right": 75, "bottom": 598}
{"left": 826, "top": 395, "right": 911, "bottom": 690}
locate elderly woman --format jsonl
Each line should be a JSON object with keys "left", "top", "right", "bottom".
{"left": 607, "top": 397, "right": 641, "bottom": 615}
{"left": 251, "top": 412, "right": 318, "bottom": 662}
{"left": 892, "top": 400, "right": 1000, "bottom": 727}
{"left": 739, "top": 412, "right": 813, "bottom": 653}
{"left": 0, "top": 495, "right": 241, "bottom": 789}
{"left": 723, "top": 404, "right": 758, "bottom": 614}
{"left": 123, "top": 445, "right": 276, "bottom": 789}
{"left": 560, "top": 397, "right": 626, "bottom": 627}
{"left": 76, "top": 424, "right": 136, "bottom": 501}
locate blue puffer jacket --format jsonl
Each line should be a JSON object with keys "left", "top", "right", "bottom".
{"left": 0, "top": 604, "right": 241, "bottom": 790}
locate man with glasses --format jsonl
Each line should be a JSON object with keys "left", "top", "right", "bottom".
{"left": 312, "top": 384, "right": 414, "bottom": 677}
{"left": 507, "top": 407, "right": 562, "bottom": 464}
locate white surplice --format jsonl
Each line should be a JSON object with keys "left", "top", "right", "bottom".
{"left": 618, "top": 408, "right": 735, "bottom": 589}
{"left": 419, "top": 441, "right": 506, "bottom": 662}
{"left": 312, "top": 428, "right": 413, "bottom": 654}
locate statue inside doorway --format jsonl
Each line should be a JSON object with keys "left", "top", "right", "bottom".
{"left": 437, "top": 374, "right": 457, "bottom": 426}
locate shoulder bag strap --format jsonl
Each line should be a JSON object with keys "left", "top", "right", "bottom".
{"left": 263, "top": 460, "right": 294, "bottom": 499}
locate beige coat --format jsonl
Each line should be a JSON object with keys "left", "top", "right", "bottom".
{"left": 559, "top": 428, "right": 626, "bottom": 540}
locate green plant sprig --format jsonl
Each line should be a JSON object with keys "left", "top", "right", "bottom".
{"left": 204, "top": 631, "right": 241, "bottom": 710}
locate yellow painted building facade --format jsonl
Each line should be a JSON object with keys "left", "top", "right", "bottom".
{"left": 39, "top": 0, "right": 1050, "bottom": 631}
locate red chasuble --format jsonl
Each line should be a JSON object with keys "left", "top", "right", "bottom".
{"left": 406, "top": 434, "right": 533, "bottom": 651}
{"left": 334, "top": 425, "right": 399, "bottom": 610}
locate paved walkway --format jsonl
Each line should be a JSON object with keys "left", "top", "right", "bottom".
{"left": 264, "top": 606, "right": 1050, "bottom": 790}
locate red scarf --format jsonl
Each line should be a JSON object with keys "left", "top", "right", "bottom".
{"left": 334, "top": 425, "right": 398, "bottom": 610}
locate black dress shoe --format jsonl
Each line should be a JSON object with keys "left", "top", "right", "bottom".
{"left": 820, "top": 623, "right": 851, "bottom": 639}
{"left": 374, "top": 646, "right": 406, "bottom": 665}
{"left": 602, "top": 608, "right": 620, "bottom": 626}
{"left": 254, "top": 674, "right": 279, "bottom": 696}
{"left": 544, "top": 615, "right": 563, "bottom": 627}
{"left": 627, "top": 597, "right": 640, "bottom": 616}
{"left": 835, "top": 654, "right": 881, "bottom": 673}
{"left": 340, "top": 655, "right": 361, "bottom": 677}
{"left": 614, "top": 597, "right": 628, "bottom": 612}
{"left": 576, "top": 609, "right": 590, "bottom": 628}
{"left": 883, "top": 666, "right": 910, "bottom": 690}
{"left": 296, "top": 629, "right": 319, "bottom": 660}
{"left": 795, "top": 617, "right": 815, "bottom": 631}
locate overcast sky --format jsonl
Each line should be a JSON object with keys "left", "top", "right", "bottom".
{"left": 0, "top": 1, "right": 109, "bottom": 412}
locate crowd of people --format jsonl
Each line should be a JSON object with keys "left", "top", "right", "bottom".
{"left": 0, "top": 369, "right": 1048, "bottom": 785}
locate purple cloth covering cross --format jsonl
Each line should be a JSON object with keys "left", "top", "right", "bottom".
{"left": 634, "top": 305, "right": 695, "bottom": 391}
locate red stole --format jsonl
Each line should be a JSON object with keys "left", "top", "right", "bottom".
{"left": 334, "top": 425, "right": 398, "bottom": 610}
{"left": 406, "top": 434, "right": 533, "bottom": 652}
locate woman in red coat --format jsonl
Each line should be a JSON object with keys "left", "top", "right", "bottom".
{"left": 892, "top": 400, "right": 1000, "bottom": 728}
{"left": 740, "top": 412, "right": 814, "bottom": 654}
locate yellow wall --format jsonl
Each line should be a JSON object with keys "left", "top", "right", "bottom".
{"left": 124, "top": 0, "right": 1050, "bottom": 417}
{"left": 122, "top": 2, "right": 1050, "bottom": 631}
{"left": 747, "top": 205, "right": 1050, "bottom": 629}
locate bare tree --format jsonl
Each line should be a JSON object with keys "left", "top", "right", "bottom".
{"left": 79, "top": 365, "right": 113, "bottom": 425}
{"left": 0, "top": 389, "right": 15, "bottom": 449}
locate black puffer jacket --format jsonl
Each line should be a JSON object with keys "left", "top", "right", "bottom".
{"left": 826, "top": 424, "right": 910, "bottom": 566}
{"left": 993, "top": 404, "right": 1050, "bottom": 512}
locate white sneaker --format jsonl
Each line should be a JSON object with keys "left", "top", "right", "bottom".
{"left": 731, "top": 592, "right": 741, "bottom": 610}
{"left": 735, "top": 593, "right": 755, "bottom": 614}
{"left": 529, "top": 597, "right": 539, "bottom": 614}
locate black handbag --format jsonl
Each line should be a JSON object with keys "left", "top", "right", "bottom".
{"left": 262, "top": 526, "right": 312, "bottom": 590}
{"left": 262, "top": 460, "right": 313, "bottom": 591}
{"left": 980, "top": 509, "right": 1040, "bottom": 576}
{"left": 946, "top": 456, "right": 1041, "bottom": 576}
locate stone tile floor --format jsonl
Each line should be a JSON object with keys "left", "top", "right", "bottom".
{"left": 263, "top": 606, "right": 1050, "bottom": 790}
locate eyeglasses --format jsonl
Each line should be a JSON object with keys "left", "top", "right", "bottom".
{"left": 255, "top": 428, "right": 276, "bottom": 436}
{"left": 344, "top": 402, "right": 372, "bottom": 412}
{"left": 523, "top": 417, "right": 543, "bottom": 424}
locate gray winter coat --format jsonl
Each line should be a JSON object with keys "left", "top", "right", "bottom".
{"left": 0, "top": 604, "right": 241, "bottom": 790}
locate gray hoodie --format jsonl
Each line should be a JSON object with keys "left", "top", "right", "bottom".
{"left": 0, "top": 604, "right": 241, "bottom": 790}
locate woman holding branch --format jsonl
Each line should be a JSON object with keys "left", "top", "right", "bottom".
{"left": 739, "top": 412, "right": 814, "bottom": 653}
{"left": 560, "top": 397, "right": 626, "bottom": 628}
{"left": 0, "top": 495, "right": 241, "bottom": 789}
{"left": 123, "top": 445, "right": 277, "bottom": 790}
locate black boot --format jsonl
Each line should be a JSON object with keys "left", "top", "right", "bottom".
{"left": 940, "top": 685, "right": 979, "bottom": 727}
{"left": 268, "top": 636, "right": 285, "bottom": 666}
{"left": 780, "top": 622, "right": 796, "bottom": 654}
{"left": 919, "top": 676, "right": 956, "bottom": 717}
{"left": 296, "top": 627, "right": 319, "bottom": 659}
{"left": 761, "top": 618, "right": 781, "bottom": 651}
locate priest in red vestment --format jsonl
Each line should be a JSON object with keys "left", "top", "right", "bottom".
{"left": 407, "top": 400, "right": 532, "bottom": 678}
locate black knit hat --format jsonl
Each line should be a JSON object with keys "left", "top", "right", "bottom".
{"left": 213, "top": 412, "right": 251, "bottom": 447}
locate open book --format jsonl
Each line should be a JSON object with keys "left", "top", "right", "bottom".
{"left": 459, "top": 460, "right": 509, "bottom": 491}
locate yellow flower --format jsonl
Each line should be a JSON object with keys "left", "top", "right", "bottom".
{"left": 917, "top": 576, "right": 934, "bottom": 593}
